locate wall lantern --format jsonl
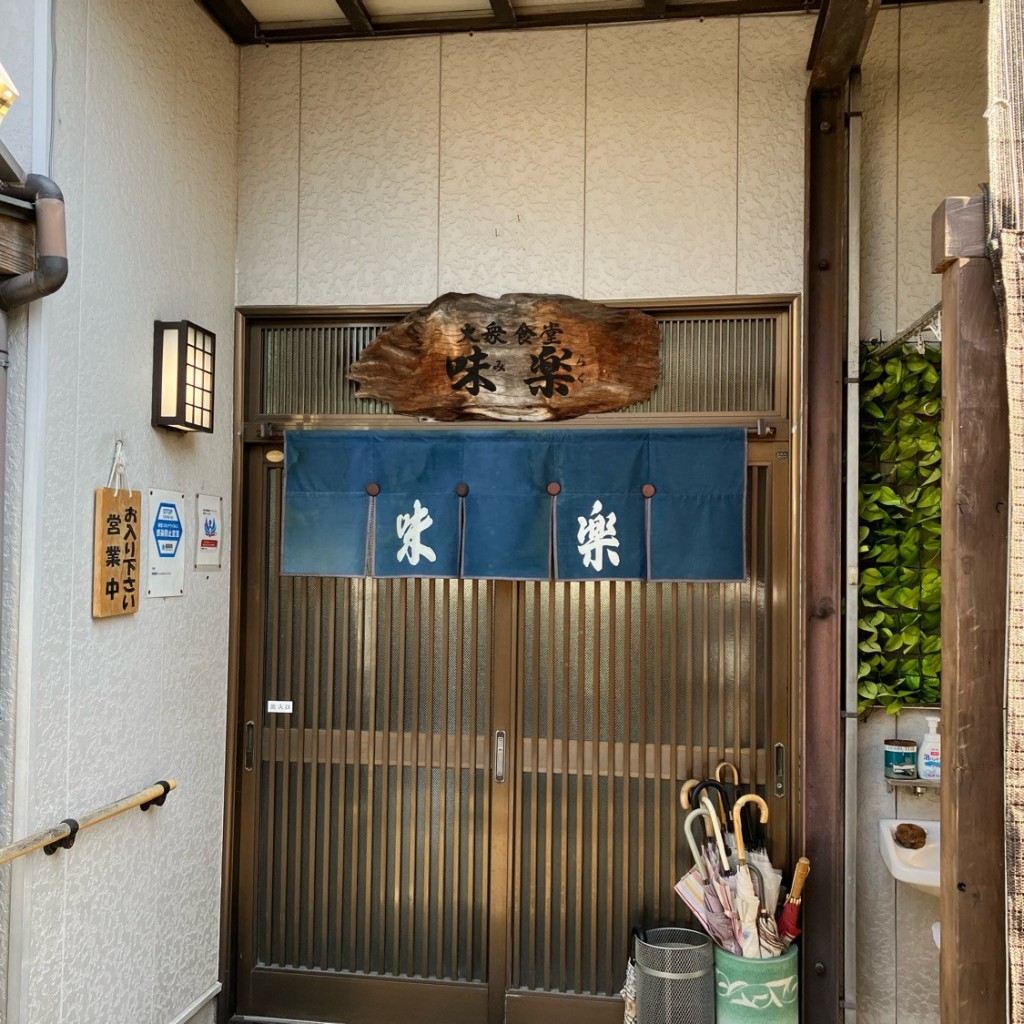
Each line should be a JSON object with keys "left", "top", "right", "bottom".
{"left": 152, "top": 320, "right": 215, "bottom": 433}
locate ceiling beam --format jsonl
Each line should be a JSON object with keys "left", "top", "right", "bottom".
{"left": 489, "top": 0, "right": 517, "bottom": 27}
{"left": 254, "top": 0, "right": 816, "bottom": 43}
{"left": 807, "top": 0, "right": 880, "bottom": 88}
{"left": 335, "top": 0, "right": 376, "bottom": 35}
{"left": 194, "top": 0, "right": 259, "bottom": 44}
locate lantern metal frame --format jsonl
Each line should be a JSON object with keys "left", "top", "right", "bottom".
{"left": 151, "top": 319, "right": 215, "bottom": 433}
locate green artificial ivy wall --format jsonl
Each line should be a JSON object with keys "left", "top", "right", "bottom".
{"left": 858, "top": 344, "right": 942, "bottom": 714}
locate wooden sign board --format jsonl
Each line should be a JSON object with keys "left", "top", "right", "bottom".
{"left": 348, "top": 293, "right": 661, "bottom": 421}
{"left": 92, "top": 487, "right": 142, "bottom": 618}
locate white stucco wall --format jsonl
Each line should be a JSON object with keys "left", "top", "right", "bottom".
{"left": 236, "top": 13, "right": 815, "bottom": 307}
{"left": 1, "top": 2, "right": 40, "bottom": 1017}
{"left": 2, "top": 1, "right": 238, "bottom": 1022}
{"left": 856, "top": 5, "right": 987, "bottom": 1023}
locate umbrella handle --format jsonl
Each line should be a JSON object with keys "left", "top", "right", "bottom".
{"left": 630, "top": 925, "right": 647, "bottom": 961}
{"left": 679, "top": 778, "right": 699, "bottom": 811}
{"left": 733, "top": 793, "right": 769, "bottom": 858}
{"left": 715, "top": 760, "right": 740, "bottom": 786}
{"left": 684, "top": 807, "right": 713, "bottom": 881}
{"left": 692, "top": 780, "right": 731, "bottom": 826}
{"left": 700, "top": 795, "right": 733, "bottom": 873}
{"left": 789, "top": 857, "right": 811, "bottom": 902}
{"left": 734, "top": 792, "right": 769, "bottom": 823}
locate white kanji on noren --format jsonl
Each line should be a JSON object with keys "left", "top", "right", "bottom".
{"left": 577, "top": 499, "right": 620, "bottom": 572}
{"left": 396, "top": 499, "right": 436, "bottom": 566}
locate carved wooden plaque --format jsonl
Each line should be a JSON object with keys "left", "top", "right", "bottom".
{"left": 92, "top": 487, "right": 142, "bottom": 618}
{"left": 348, "top": 293, "right": 661, "bottom": 421}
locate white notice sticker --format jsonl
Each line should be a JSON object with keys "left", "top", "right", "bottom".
{"left": 267, "top": 700, "right": 293, "bottom": 714}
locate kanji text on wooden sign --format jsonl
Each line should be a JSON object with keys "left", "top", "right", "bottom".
{"left": 92, "top": 487, "right": 142, "bottom": 618}
{"left": 348, "top": 293, "right": 661, "bottom": 421}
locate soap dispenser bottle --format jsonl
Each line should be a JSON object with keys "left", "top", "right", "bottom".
{"left": 918, "top": 715, "right": 942, "bottom": 780}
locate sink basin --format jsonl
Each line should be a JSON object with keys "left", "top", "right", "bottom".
{"left": 879, "top": 818, "right": 940, "bottom": 897}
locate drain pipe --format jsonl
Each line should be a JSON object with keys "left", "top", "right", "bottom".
{"left": 0, "top": 174, "right": 68, "bottom": 311}
{"left": 0, "top": 172, "right": 67, "bottom": 599}
{"left": 842, "top": 69, "right": 863, "bottom": 1023}
{"left": 0, "top": 175, "right": 67, "bottom": 859}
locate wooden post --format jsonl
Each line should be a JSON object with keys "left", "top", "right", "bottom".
{"left": 0, "top": 209, "right": 34, "bottom": 277}
{"left": 934, "top": 196, "right": 1008, "bottom": 1022}
{"left": 802, "top": 83, "right": 848, "bottom": 1021}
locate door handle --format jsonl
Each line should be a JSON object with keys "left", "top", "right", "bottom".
{"left": 774, "top": 742, "right": 785, "bottom": 797}
{"left": 244, "top": 720, "right": 255, "bottom": 772}
{"left": 495, "top": 730, "right": 506, "bottom": 783}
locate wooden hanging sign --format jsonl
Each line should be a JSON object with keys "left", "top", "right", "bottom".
{"left": 92, "top": 487, "right": 142, "bottom": 618}
{"left": 348, "top": 292, "right": 661, "bottom": 421}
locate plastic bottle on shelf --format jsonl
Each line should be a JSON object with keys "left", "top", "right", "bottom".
{"left": 917, "top": 715, "right": 941, "bottom": 780}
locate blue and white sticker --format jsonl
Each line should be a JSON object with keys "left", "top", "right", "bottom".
{"left": 147, "top": 489, "right": 186, "bottom": 598}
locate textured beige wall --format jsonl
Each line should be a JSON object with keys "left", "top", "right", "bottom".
{"left": 3, "top": 1, "right": 238, "bottom": 1022}
{"left": 857, "top": 7, "right": 987, "bottom": 1022}
{"left": 860, "top": 3, "right": 989, "bottom": 344}
{"left": 236, "top": 13, "right": 816, "bottom": 307}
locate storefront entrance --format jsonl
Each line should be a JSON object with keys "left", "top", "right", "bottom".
{"left": 229, "top": 303, "right": 797, "bottom": 1023}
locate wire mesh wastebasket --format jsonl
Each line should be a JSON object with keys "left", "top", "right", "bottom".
{"left": 633, "top": 926, "right": 715, "bottom": 1024}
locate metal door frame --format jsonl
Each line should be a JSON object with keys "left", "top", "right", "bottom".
{"left": 220, "top": 296, "right": 804, "bottom": 1024}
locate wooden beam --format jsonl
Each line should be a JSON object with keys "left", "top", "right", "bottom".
{"left": 802, "top": 84, "right": 847, "bottom": 1023}
{"left": 936, "top": 198, "right": 1008, "bottom": 1024}
{"left": 489, "top": 0, "right": 517, "bottom": 26}
{"left": 254, "top": 0, "right": 815, "bottom": 42}
{"left": 335, "top": 0, "right": 376, "bottom": 35}
{"left": 195, "top": 0, "right": 259, "bottom": 44}
{"left": 932, "top": 196, "right": 987, "bottom": 273}
{"left": 808, "top": 0, "right": 880, "bottom": 89}
{"left": 0, "top": 208, "right": 34, "bottom": 278}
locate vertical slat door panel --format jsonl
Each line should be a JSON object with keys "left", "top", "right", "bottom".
{"left": 257, "top": 469, "right": 494, "bottom": 984}
{"left": 511, "top": 463, "right": 778, "bottom": 998}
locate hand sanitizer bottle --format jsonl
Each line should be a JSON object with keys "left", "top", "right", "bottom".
{"left": 918, "top": 715, "right": 941, "bottom": 780}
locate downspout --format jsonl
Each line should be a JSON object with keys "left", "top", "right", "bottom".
{"left": 0, "top": 167, "right": 66, "bottom": 1024}
{"left": 0, "top": 173, "right": 68, "bottom": 311}
{"left": 0, "top": 170, "right": 68, "bottom": 617}
{"left": 843, "top": 68, "right": 863, "bottom": 1023}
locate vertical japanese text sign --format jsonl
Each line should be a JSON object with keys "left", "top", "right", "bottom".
{"left": 92, "top": 487, "right": 142, "bottom": 618}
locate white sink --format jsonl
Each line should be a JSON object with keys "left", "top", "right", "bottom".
{"left": 879, "top": 818, "right": 940, "bottom": 897}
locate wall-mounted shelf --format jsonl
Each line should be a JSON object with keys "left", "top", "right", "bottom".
{"left": 885, "top": 777, "right": 940, "bottom": 795}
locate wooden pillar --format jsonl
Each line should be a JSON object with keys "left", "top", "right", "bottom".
{"left": 803, "top": 82, "right": 848, "bottom": 1022}
{"left": 933, "top": 196, "right": 1008, "bottom": 1022}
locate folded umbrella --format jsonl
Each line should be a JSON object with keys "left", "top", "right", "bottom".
{"left": 778, "top": 856, "right": 811, "bottom": 949}
{"left": 730, "top": 793, "right": 769, "bottom": 957}
{"left": 675, "top": 805, "right": 741, "bottom": 954}
{"left": 748, "top": 844, "right": 784, "bottom": 919}
{"left": 674, "top": 805, "right": 715, "bottom": 932}
{"left": 746, "top": 864, "right": 785, "bottom": 958}
{"left": 700, "top": 795, "right": 742, "bottom": 948}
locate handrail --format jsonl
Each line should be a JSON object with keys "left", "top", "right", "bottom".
{"left": 0, "top": 778, "right": 177, "bottom": 866}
